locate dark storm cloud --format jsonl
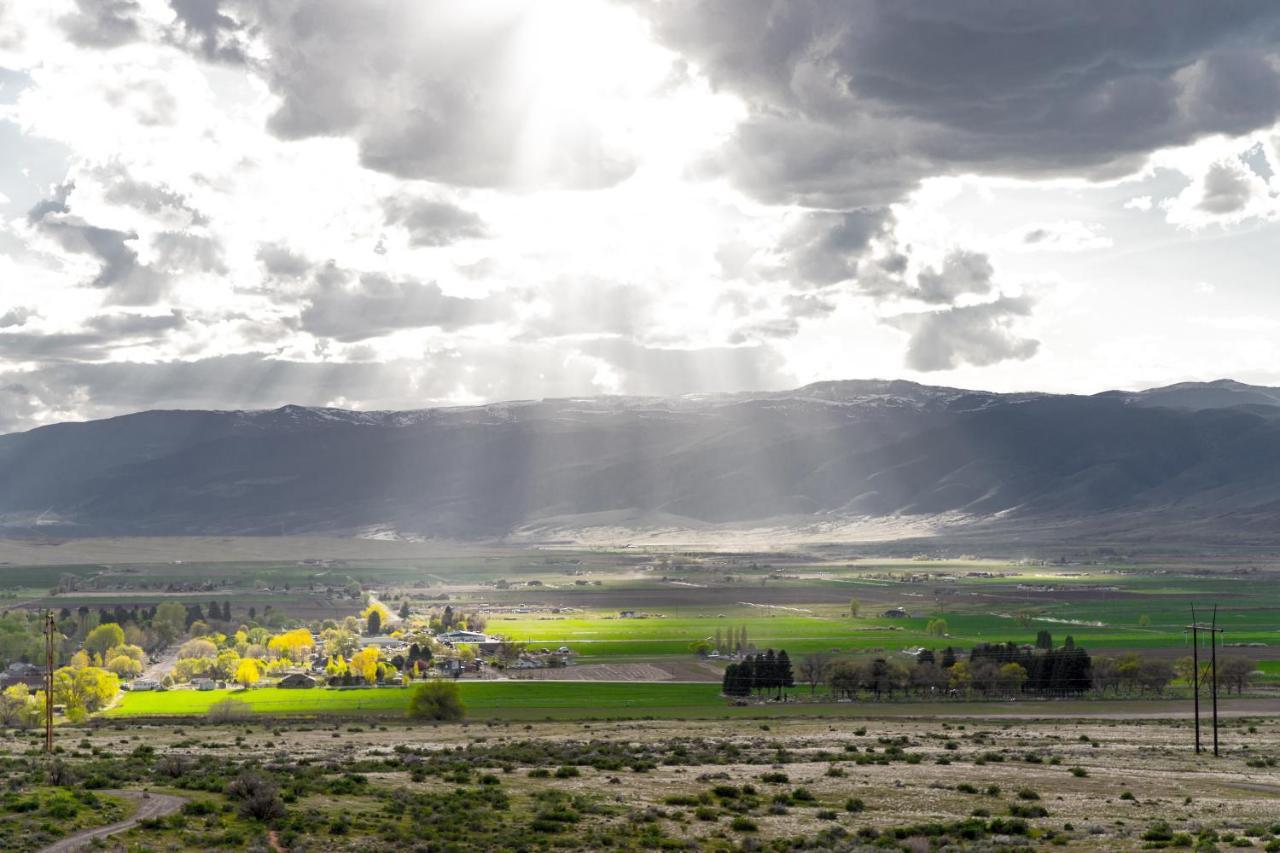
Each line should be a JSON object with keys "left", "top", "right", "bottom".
{"left": 247, "top": 0, "right": 635, "bottom": 189}
{"left": 299, "top": 268, "right": 507, "bottom": 342}
{"left": 633, "top": 1, "right": 1280, "bottom": 206}
{"left": 382, "top": 196, "right": 487, "bottom": 248}
{"left": 887, "top": 295, "right": 1039, "bottom": 372}
{"left": 59, "top": 0, "right": 142, "bottom": 48}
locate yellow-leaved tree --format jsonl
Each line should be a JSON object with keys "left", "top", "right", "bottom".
{"left": 267, "top": 629, "right": 314, "bottom": 663}
{"left": 234, "top": 657, "right": 262, "bottom": 688}
{"left": 350, "top": 647, "right": 380, "bottom": 683}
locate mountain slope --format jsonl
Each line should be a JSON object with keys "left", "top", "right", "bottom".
{"left": 1, "top": 379, "right": 1279, "bottom": 541}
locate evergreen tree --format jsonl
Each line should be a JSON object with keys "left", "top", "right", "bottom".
{"left": 777, "top": 650, "right": 794, "bottom": 699}
{"left": 1035, "top": 630, "right": 1053, "bottom": 650}
{"left": 941, "top": 647, "right": 957, "bottom": 669}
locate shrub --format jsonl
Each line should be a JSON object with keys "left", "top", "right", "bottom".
{"left": 730, "top": 816, "right": 758, "bottom": 832}
{"left": 1070, "top": 767, "right": 1088, "bottom": 777}
{"left": 207, "top": 698, "right": 252, "bottom": 723}
{"left": 407, "top": 680, "right": 466, "bottom": 722}
{"left": 226, "top": 771, "right": 286, "bottom": 821}
{"left": 844, "top": 797, "right": 865, "bottom": 813}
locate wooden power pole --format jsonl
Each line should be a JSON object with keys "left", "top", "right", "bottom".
{"left": 1185, "top": 604, "right": 1224, "bottom": 757}
{"left": 43, "top": 610, "right": 54, "bottom": 754}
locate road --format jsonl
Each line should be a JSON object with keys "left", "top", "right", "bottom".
{"left": 139, "top": 646, "right": 179, "bottom": 683}
{"left": 40, "top": 790, "right": 186, "bottom": 853}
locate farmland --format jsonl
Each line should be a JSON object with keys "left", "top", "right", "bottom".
{"left": 0, "top": 537, "right": 1277, "bottom": 851}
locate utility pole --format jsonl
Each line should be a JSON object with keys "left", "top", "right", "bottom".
{"left": 1211, "top": 605, "right": 1221, "bottom": 757}
{"left": 43, "top": 609, "right": 54, "bottom": 755}
{"left": 1185, "top": 604, "right": 1224, "bottom": 757}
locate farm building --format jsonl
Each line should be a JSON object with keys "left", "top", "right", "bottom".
{"left": 881, "top": 608, "right": 909, "bottom": 618}
{"left": 0, "top": 662, "right": 46, "bottom": 690}
{"left": 436, "top": 630, "right": 489, "bottom": 644}
{"left": 279, "top": 673, "right": 318, "bottom": 689}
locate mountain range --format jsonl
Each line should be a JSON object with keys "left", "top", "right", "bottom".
{"left": 2, "top": 378, "right": 1280, "bottom": 548}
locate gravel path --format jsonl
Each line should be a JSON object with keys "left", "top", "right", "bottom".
{"left": 40, "top": 790, "right": 186, "bottom": 853}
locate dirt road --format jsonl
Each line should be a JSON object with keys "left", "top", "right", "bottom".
{"left": 40, "top": 790, "right": 186, "bottom": 853}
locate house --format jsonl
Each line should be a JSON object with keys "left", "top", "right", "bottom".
{"left": 436, "top": 630, "right": 489, "bottom": 644}
{"left": 191, "top": 678, "right": 217, "bottom": 691}
{"left": 129, "top": 679, "right": 162, "bottom": 691}
{"left": 881, "top": 608, "right": 909, "bottom": 618}
{"left": 279, "top": 673, "right": 317, "bottom": 689}
{"left": 0, "top": 662, "right": 46, "bottom": 690}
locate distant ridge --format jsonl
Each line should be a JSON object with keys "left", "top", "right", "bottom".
{"left": 2, "top": 379, "right": 1279, "bottom": 545}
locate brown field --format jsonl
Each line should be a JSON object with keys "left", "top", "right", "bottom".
{"left": 55, "top": 711, "right": 1280, "bottom": 850}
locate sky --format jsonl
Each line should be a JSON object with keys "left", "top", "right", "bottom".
{"left": 1, "top": 1, "right": 1280, "bottom": 433}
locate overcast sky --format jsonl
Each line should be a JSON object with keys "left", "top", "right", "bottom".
{"left": 2, "top": 1, "right": 1280, "bottom": 432}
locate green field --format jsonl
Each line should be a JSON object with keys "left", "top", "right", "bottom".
{"left": 106, "top": 682, "right": 733, "bottom": 719}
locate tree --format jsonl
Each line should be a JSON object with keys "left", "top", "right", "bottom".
{"left": 398, "top": 600, "right": 411, "bottom": 620}
{"left": 234, "top": 657, "right": 262, "bottom": 688}
{"left": 1035, "top": 630, "right": 1053, "bottom": 650}
{"left": 947, "top": 660, "right": 972, "bottom": 693}
{"left": 828, "top": 661, "right": 862, "bottom": 700}
{"left": 367, "top": 609, "right": 382, "bottom": 636}
{"left": 848, "top": 598, "right": 860, "bottom": 618}
{"left": 776, "top": 650, "right": 794, "bottom": 699}
{"left": 997, "top": 662, "right": 1028, "bottom": 695}
{"left": 350, "top": 647, "right": 380, "bottom": 683}
{"left": 106, "top": 654, "right": 143, "bottom": 678}
{"left": 153, "top": 602, "right": 187, "bottom": 647}
{"left": 926, "top": 618, "right": 948, "bottom": 637}
{"left": 267, "top": 629, "right": 314, "bottom": 663}
{"left": 1219, "top": 656, "right": 1257, "bottom": 694}
{"left": 722, "top": 663, "right": 750, "bottom": 697}
{"left": 178, "top": 638, "right": 217, "bottom": 660}
{"left": 214, "top": 649, "right": 242, "bottom": 680}
{"left": 84, "top": 623, "right": 125, "bottom": 659}
{"left": 53, "top": 665, "right": 119, "bottom": 721}
{"left": 1138, "top": 614, "right": 1151, "bottom": 627}
{"left": 408, "top": 680, "right": 466, "bottom": 721}
{"left": 0, "top": 684, "right": 43, "bottom": 728}
{"left": 798, "top": 652, "right": 832, "bottom": 694}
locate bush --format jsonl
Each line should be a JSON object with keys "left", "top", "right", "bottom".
{"left": 730, "top": 816, "right": 758, "bottom": 832}
{"left": 407, "top": 680, "right": 466, "bottom": 721}
{"left": 226, "top": 771, "right": 286, "bottom": 821}
{"left": 844, "top": 797, "right": 865, "bottom": 813}
{"left": 207, "top": 698, "right": 252, "bottom": 722}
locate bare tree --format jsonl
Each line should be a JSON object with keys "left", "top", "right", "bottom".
{"left": 798, "top": 652, "right": 832, "bottom": 695}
